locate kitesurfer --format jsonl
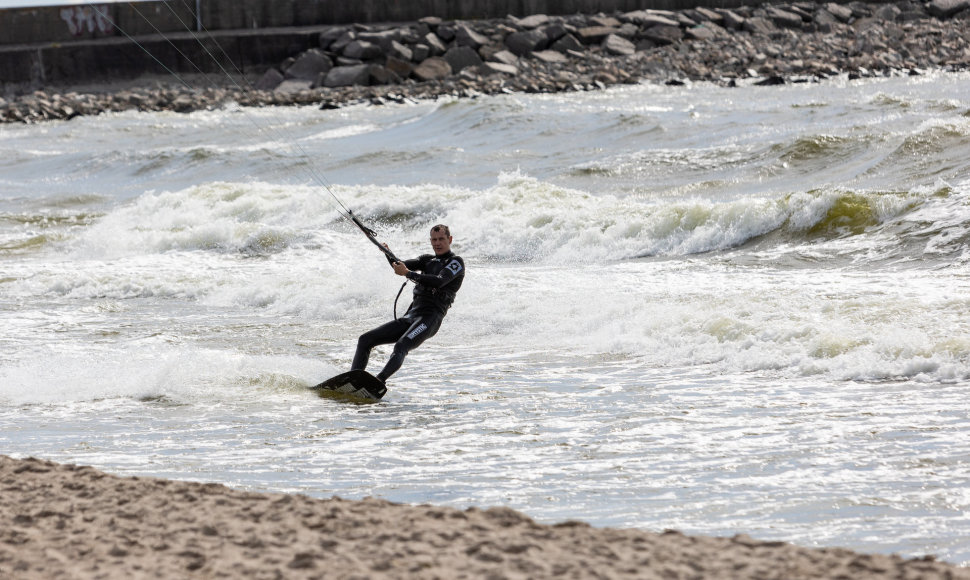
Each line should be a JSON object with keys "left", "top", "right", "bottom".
{"left": 351, "top": 224, "right": 464, "bottom": 383}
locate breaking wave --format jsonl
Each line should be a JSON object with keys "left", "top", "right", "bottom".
{"left": 37, "top": 171, "right": 969, "bottom": 269}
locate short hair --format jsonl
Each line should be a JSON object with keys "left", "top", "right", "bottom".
{"left": 430, "top": 224, "right": 451, "bottom": 237}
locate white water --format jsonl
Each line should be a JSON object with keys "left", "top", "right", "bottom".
{"left": 2, "top": 73, "right": 970, "bottom": 564}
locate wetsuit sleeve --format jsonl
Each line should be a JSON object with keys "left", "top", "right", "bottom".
{"left": 384, "top": 254, "right": 423, "bottom": 268}
{"left": 403, "top": 257, "right": 424, "bottom": 270}
{"left": 407, "top": 256, "right": 464, "bottom": 289}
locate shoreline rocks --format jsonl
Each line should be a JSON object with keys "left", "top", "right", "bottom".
{"left": 3, "top": 1, "right": 970, "bottom": 123}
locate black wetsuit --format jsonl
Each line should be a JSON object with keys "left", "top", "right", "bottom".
{"left": 351, "top": 251, "right": 464, "bottom": 381}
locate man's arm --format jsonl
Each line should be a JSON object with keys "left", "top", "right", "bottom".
{"left": 402, "top": 257, "right": 463, "bottom": 288}
{"left": 383, "top": 244, "right": 422, "bottom": 269}
{"left": 391, "top": 255, "right": 426, "bottom": 276}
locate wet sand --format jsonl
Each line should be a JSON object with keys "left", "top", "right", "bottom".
{"left": 2, "top": 456, "right": 967, "bottom": 579}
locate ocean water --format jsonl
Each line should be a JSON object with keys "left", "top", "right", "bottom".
{"left": 2, "top": 73, "right": 970, "bottom": 565}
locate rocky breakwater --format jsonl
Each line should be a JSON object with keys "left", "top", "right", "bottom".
{"left": 3, "top": 0, "right": 970, "bottom": 123}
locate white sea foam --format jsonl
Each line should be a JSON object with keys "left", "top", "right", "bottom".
{"left": 301, "top": 123, "right": 382, "bottom": 141}
{"left": 4, "top": 171, "right": 967, "bottom": 395}
{"left": 0, "top": 342, "right": 333, "bottom": 406}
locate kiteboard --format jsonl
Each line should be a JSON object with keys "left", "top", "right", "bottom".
{"left": 311, "top": 370, "right": 387, "bottom": 403}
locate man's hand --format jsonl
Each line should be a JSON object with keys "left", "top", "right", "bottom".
{"left": 392, "top": 261, "right": 410, "bottom": 277}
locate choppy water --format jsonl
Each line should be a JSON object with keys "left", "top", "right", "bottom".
{"left": 2, "top": 73, "right": 970, "bottom": 564}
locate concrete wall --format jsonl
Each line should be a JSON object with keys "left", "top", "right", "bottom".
{"left": 0, "top": 0, "right": 755, "bottom": 46}
{"left": 1, "top": 3, "right": 196, "bottom": 46}
{"left": 0, "top": 0, "right": 803, "bottom": 89}
{"left": 0, "top": 28, "right": 324, "bottom": 87}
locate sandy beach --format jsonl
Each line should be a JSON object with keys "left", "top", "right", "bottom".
{"left": 1, "top": 455, "right": 967, "bottom": 579}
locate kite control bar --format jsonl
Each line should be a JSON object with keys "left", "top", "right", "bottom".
{"left": 348, "top": 211, "right": 400, "bottom": 263}
{"left": 348, "top": 211, "right": 410, "bottom": 319}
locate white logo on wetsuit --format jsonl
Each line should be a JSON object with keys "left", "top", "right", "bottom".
{"left": 406, "top": 323, "right": 428, "bottom": 340}
{"left": 446, "top": 260, "right": 463, "bottom": 275}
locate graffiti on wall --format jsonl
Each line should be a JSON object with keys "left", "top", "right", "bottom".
{"left": 60, "top": 5, "right": 114, "bottom": 36}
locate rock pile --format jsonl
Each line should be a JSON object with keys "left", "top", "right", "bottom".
{"left": 3, "top": 0, "right": 969, "bottom": 123}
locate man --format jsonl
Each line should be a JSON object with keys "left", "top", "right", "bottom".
{"left": 351, "top": 224, "right": 464, "bottom": 384}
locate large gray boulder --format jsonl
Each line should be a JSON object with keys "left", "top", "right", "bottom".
{"left": 928, "top": 0, "right": 970, "bottom": 17}
{"left": 412, "top": 44, "right": 431, "bottom": 62}
{"left": 330, "top": 31, "right": 356, "bottom": 54}
{"left": 575, "top": 26, "right": 617, "bottom": 44}
{"left": 693, "top": 7, "right": 723, "bottom": 24}
{"left": 873, "top": 4, "right": 902, "bottom": 20}
{"left": 532, "top": 50, "right": 568, "bottom": 63}
{"left": 766, "top": 6, "right": 804, "bottom": 29}
{"left": 357, "top": 29, "right": 403, "bottom": 49}
{"left": 551, "top": 33, "right": 583, "bottom": 53}
{"left": 254, "top": 67, "right": 284, "bottom": 91}
{"left": 718, "top": 9, "right": 746, "bottom": 30}
{"left": 540, "top": 22, "right": 569, "bottom": 43}
{"left": 424, "top": 32, "right": 449, "bottom": 56}
{"left": 814, "top": 8, "right": 841, "bottom": 32}
{"left": 412, "top": 57, "right": 452, "bottom": 81}
{"left": 367, "top": 65, "right": 398, "bottom": 85}
{"left": 591, "top": 15, "right": 622, "bottom": 27}
{"left": 388, "top": 40, "right": 413, "bottom": 62}
{"left": 284, "top": 49, "right": 333, "bottom": 81}
{"left": 642, "top": 25, "right": 683, "bottom": 45}
{"left": 419, "top": 16, "right": 442, "bottom": 29}
{"left": 685, "top": 25, "right": 716, "bottom": 41}
{"left": 324, "top": 64, "right": 371, "bottom": 87}
{"left": 623, "top": 11, "right": 681, "bottom": 28}
{"left": 435, "top": 24, "right": 457, "bottom": 42}
{"left": 488, "top": 50, "right": 519, "bottom": 66}
{"left": 384, "top": 56, "right": 414, "bottom": 79}
{"left": 444, "top": 46, "right": 483, "bottom": 73}
{"left": 602, "top": 34, "right": 636, "bottom": 56}
{"left": 343, "top": 40, "right": 383, "bottom": 61}
{"left": 515, "top": 14, "right": 551, "bottom": 29}
{"left": 455, "top": 24, "right": 490, "bottom": 49}
{"left": 742, "top": 17, "right": 776, "bottom": 35}
{"left": 482, "top": 62, "right": 518, "bottom": 75}
{"left": 824, "top": 3, "right": 854, "bottom": 22}
{"left": 505, "top": 29, "right": 549, "bottom": 55}
{"left": 318, "top": 27, "right": 346, "bottom": 50}
{"left": 274, "top": 80, "right": 313, "bottom": 94}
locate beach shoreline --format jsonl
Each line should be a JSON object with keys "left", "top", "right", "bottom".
{"left": 2, "top": 455, "right": 968, "bottom": 579}
{"left": 2, "top": 0, "right": 969, "bottom": 124}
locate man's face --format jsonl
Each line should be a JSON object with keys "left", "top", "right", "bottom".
{"left": 430, "top": 230, "right": 452, "bottom": 255}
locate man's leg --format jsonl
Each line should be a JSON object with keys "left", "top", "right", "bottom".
{"left": 351, "top": 318, "right": 410, "bottom": 372}
{"left": 376, "top": 315, "right": 442, "bottom": 381}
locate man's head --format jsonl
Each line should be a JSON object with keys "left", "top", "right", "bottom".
{"left": 430, "top": 224, "right": 452, "bottom": 255}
